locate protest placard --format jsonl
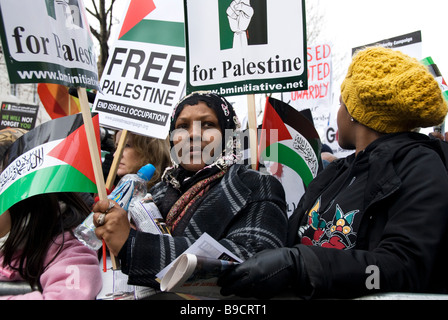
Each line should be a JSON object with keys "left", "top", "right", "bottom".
{"left": 0, "top": 102, "right": 38, "bottom": 130}
{"left": 352, "top": 30, "right": 422, "bottom": 60}
{"left": 0, "top": 0, "right": 99, "bottom": 89}
{"left": 0, "top": 0, "right": 104, "bottom": 197}
{"left": 184, "top": 0, "right": 308, "bottom": 96}
{"left": 92, "top": 0, "right": 186, "bottom": 139}
{"left": 285, "top": 44, "right": 333, "bottom": 139}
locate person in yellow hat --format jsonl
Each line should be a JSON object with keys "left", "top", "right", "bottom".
{"left": 218, "top": 46, "right": 448, "bottom": 299}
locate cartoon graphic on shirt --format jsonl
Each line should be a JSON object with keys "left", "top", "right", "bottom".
{"left": 298, "top": 197, "right": 326, "bottom": 246}
{"left": 299, "top": 199, "right": 359, "bottom": 250}
{"left": 307, "top": 197, "right": 325, "bottom": 230}
{"left": 320, "top": 204, "right": 359, "bottom": 250}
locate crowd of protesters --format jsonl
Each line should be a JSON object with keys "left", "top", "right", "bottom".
{"left": 1, "top": 47, "right": 448, "bottom": 300}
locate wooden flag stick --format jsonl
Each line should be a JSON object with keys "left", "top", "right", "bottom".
{"left": 105, "top": 129, "right": 128, "bottom": 191}
{"left": 77, "top": 86, "right": 118, "bottom": 270}
{"left": 247, "top": 94, "right": 258, "bottom": 170}
{"left": 68, "top": 90, "right": 71, "bottom": 116}
{"left": 77, "top": 87, "right": 107, "bottom": 200}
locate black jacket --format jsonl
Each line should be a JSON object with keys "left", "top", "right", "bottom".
{"left": 120, "top": 164, "right": 288, "bottom": 287}
{"left": 288, "top": 132, "right": 448, "bottom": 298}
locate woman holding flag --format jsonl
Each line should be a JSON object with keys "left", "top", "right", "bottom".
{"left": 92, "top": 91, "right": 288, "bottom": 289}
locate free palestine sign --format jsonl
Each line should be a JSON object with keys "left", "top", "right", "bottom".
{"left": 92, "top": 0, "right": 186, "bottom": 139}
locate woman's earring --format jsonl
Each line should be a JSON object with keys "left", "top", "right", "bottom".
{"left": 350, "top": 117, "right": 355, "bottom": 122}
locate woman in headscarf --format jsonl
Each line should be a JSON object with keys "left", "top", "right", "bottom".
{"left": 92, "top": 92, "right": 288, "bottom": 288}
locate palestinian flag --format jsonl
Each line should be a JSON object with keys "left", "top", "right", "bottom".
{"left": 258, "top": 97, "right": 322, "bottom": 213}
{"left": 0, "top": 113, "right": 100, "bottom": 214}
{"left": 421, "top": 57, "right": 448, "bottom": 131}
{"left": 37, "top": 83, "right": 81, "bottom": 119}
{"left": 118, "top": 0, "right": 184, "bottom": 47}
{"left": 421, "top": 57, "right": 448, "bottom": 101}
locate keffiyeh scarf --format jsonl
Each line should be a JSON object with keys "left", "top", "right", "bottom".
{"left": 162, "top": 91, "right": 242, "bottom": 232}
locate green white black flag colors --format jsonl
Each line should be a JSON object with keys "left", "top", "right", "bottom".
{"left": 259, "top": 97, "right": 322, "bottom": 215}
{"left": 0, "top": 114, "right": 101, "bottom": 215}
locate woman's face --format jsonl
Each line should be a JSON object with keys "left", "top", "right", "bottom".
{"left": 172, "top": 102, "right": 222, "bottom": 172}
{"left": 336, "top": 96, "right": 356, "bottom": 150}
{"left": 114, "top": 131, "right": 141, "bottom": 177}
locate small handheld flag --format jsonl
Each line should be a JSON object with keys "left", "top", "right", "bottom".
{"left": 0, "top": 113, "right": 100, "bottom": 214}
{"left": 258, "top": 97, "right": 322, "bottom": 215}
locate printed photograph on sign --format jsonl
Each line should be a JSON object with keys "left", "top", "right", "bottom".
{"left": 184, "top": 0, "right": 307, "bottom": 96}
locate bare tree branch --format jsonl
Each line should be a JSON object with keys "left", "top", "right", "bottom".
{"left": 85, "top": 0, "right": 116, "bottom": 78}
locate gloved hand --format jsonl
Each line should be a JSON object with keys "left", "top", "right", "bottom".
{"left": 218, "top": 247, "right": 304, "bottom": 299}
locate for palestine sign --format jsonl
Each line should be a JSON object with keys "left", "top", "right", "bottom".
{"left": 0, "top": 0, "right": 98, "bottom": 89}
{"left": 184, "top": 0, "right": 308, "bottom": 96}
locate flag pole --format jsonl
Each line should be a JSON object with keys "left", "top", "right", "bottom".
{"left": 68, "top": 87, "right": 71, "bottom": 116}
{"left": 77, "top": 86, "right": 118, "bottom": 270}
{"left": 247, "top": 94, "right": 258, "bottom": 170}
{"left": 77, "top": 87, "right": 107, "bottom": 199}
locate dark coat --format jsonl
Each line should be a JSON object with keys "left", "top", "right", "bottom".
{"left": 288, "top": 132, "right": 448, "bottom": 298}
{"left": 122, "top": 164, "right": 288, "bottom": 287}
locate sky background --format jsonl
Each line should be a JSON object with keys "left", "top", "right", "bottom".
{"left": 317, "top": 0, "right": 448, "bottom": 83}
{"left": 315, "top": 0, "right": 448, "bottom": 136}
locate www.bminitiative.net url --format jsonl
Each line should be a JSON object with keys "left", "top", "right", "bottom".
{"left": 17, "top": 69, "right": 98, "bottom": 87}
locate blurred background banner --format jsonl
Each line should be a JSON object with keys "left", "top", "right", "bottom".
{"left": 37, "top": 83, "right": 81, "bottom": 119}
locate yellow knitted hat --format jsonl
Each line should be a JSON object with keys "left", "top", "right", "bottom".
{"left": 341, "top": 46, "right": 448, "bottom": 133}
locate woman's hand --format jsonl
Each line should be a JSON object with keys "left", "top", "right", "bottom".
{"left": 93, "top": 199, "right": 131, "bottom": 257}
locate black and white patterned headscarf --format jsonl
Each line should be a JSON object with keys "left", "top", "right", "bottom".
{"left": 164, "top": 91, "right": 242, "bottom": 190}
